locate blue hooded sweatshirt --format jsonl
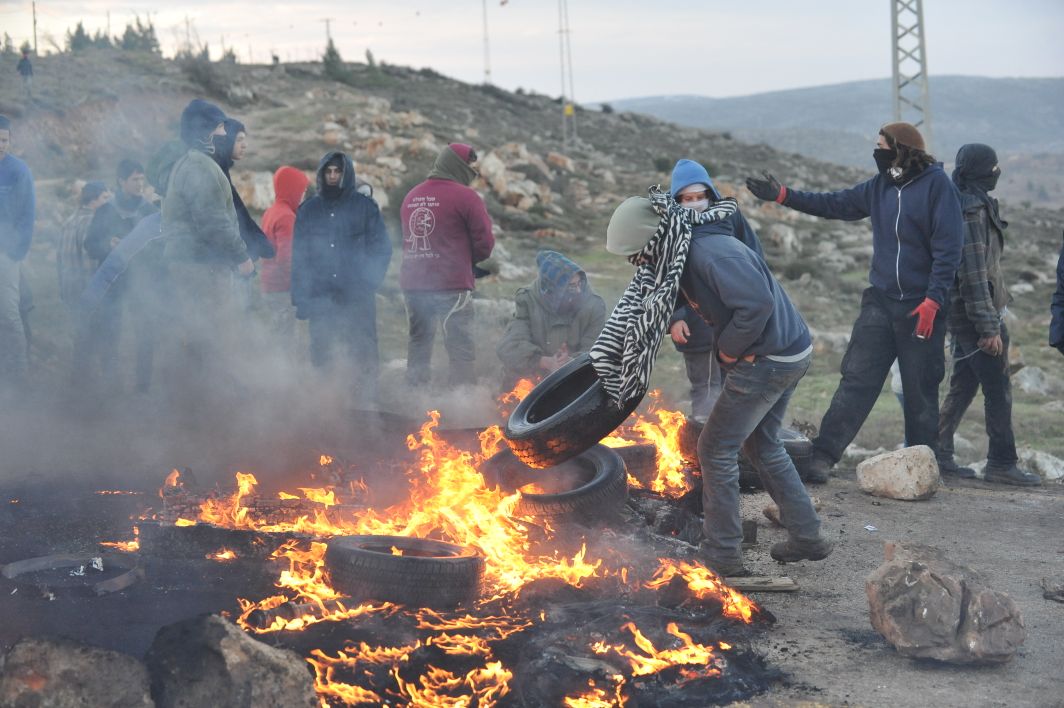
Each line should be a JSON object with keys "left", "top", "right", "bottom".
{"left": 0, "top": 152, "right": 35, "bottom": 261}
{"left": 782, "top": 163, "right": 963, "bottom": 306}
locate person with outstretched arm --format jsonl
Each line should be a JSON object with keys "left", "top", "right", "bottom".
{"left": 746, "top": 122, "right": 963, "bottom": 482}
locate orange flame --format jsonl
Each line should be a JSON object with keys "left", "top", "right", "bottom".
{"left": 592, "top": 622, "right": 723, "bottom": 679}
{"left": 207, "top": 548, "right": 237, "bottom": 561}
{"left": 645, "top": 559, "right": 760, "bottom": 623}
{"left": 564, "top": 677, "right": 626, "bottom": 708}
{"left": 602, "top": 392, "right": 693, "bottom": 497}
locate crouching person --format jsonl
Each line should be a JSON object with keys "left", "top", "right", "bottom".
{"left": 496, "top": 250, "right": 605, "bottom": 387}
{"left": 606, "top": 197, "right": 832, "bottom": 577}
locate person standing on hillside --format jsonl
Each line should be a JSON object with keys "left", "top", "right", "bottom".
{"left": 162, "top": 99, "right": 254, "bottom": 401}
{"left": 1051, "top": 232, "right": 1064, "bottom": 357}
{"left": 668, "top": 159, "right": 764, "bottom": 423}
{"left": 16, "top": 50, "right": 32, "bottom": 100}
{"left": 211, "top": 118, "right": 275, "bottom": 263}
{"left": 496, "top": 250, "right": 606, "bottom": 387}
{"left": 0, "top": 114, "right": 36, "bottom": 393}
{"left": 86, "top": 159, "right": 157, "bottom": 267}
{"left": 260, "top": 165, "right": 310, "bottom": 342}
{"left": 936, "top": 143, "right": 1039, "bottom": 486}
{"left": 291, "top": 152, "right": 391, "bottom": 403}
{"left": 746, "top": 122, "right": 963, "bottom": 482}
{"left": 399, "top": 143, "right": 494, "bottom": 388}
{"left": 58, "top": 181, "right": 111, "bottom": 309}
{"left": 604, "top": 193, "right": 830, "bottom": 577}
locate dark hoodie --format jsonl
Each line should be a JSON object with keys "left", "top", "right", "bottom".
{"left": 399, "top": 143, "right": 494, "bottom": 292}
{"left": 211, "top": 118, "right": 274, "bottom": 260}
{"left": 290, "top": 152, "right": 391, "bottom": 318}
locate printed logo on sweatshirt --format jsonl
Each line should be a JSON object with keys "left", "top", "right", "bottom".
{"left": 406, "top": 195, "right": 440, "bottom": 254}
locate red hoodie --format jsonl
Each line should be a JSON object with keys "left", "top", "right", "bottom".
{"left": 399, "top": 177, "right": 494, "bottom": 292}
{"left": 260, "top": 166, "right": 310, "bottom": 293}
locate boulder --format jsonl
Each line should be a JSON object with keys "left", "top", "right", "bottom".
{"left": 0, "top": 636, "right": 152, "bottom": 708}
{"left": 1012, "top": 366, "right": 1064, "bottom": 397}
{"left": 321, "top": 121, "right": 347, "bottom": 146}
{"left": 764, "top": 223, "right": 798, "bottom": 256}
{"left": 231, "top": 170, "right": 276, "bottom": 212}
{"left": 546, "top": 151, "right": 576, "bottom": 172}
{"left": 856, "top": 445, "right": 939, "bottom": 500}
{"left": 145, "top": 614, "right": 317, "bottom": 708}
{"left": 867, "top": 542, "right": 1026, "bottom": 664}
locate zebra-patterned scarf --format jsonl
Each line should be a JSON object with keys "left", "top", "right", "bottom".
{"left": 590, "top": 186, "right": 738, "bottom": 408}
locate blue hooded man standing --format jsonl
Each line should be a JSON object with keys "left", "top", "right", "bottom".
{"left": 291, "top": 152, "right": 391, "bottom": 404}
{"left": 0, "top": 114, "right": 35, "bottom": 393}
{"left": 746, "top": 122, "right": 963, "bottom": 482}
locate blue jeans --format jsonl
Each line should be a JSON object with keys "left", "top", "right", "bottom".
{"left": 698, "top": 354, "right": 820, "bottom": 566}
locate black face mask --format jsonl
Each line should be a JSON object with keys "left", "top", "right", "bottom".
{"left": 873, "top": 148, "right": 897, "bottom": 176}
{"left": 970, "top": 172, "right": 1000, "bottom": 193}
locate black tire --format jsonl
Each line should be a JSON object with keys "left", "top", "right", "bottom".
{"left": 505, "top": 353, "right": 644, "bottom": 469}
{"left": 480, "top": 444, "right": 628, "bottom": 524}
{"left": 325, "top": 535, "right": 484, "bottom": 608}
{"left": 739, "top": 428, "right": 813, "bottom": 489}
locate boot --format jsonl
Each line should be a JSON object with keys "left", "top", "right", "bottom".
{"left": 984, "top": 464, "right": 1041, "bottom": 487}
{"left": 798, "top": 451, "right": 833, "bottom": 484}
{"left": 770, "top": 536, "right": 834, "bottom": 563}
{"left": 937, "top": 457, "right": 976, "bottom": 479}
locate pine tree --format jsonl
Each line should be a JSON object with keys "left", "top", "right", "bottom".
{"left": 322, "top": 38, "right": 347, "bottom": 82}
{"left": 66, "top": 21, "right": 92, "bottom": 52}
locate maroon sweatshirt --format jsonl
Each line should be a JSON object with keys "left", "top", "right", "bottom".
{"left": 399, "top": 177, "right": 494, "bottom": 292}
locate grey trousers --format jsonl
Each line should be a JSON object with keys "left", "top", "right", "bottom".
{"left": 0, "top": 253, "right": 27, "bottom": 389}
{"left": 404, "top": 290, "right": 476, "bottom": 387}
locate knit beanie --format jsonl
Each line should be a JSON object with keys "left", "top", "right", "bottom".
{"left": 179, "top": 99, "right": 227, "bottom": 149}
{"left": 880, "top": 122, "right": 926, "bottom": 152}
{"left": 606, "top": 197, "right": 661, "bottom": 256}
{"left": 536, "top": 250, "right": 583, "bottom": 293}
{"left": 669, "top": 159, "right": 716, "bottom": 199}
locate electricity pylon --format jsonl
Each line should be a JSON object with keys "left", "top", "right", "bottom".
{"left": 891, "top": 0, "right": 933, "bottom": 150}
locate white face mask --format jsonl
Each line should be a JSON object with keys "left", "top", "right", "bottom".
{"left": 683, "top": 199, "right": 710, "bottom": 213}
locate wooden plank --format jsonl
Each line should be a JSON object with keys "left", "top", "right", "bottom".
{"left": 725, "top": 576, "right": 799, "bottom": 592}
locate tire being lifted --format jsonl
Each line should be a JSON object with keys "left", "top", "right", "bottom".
{"left": 505, "top": 353, "right": 644, "bottom": 469}
{"left": 480, "top": 444, "right": 628, "bottom": 525}
{"left": 325, "top": 535, "right": 484, "bottom": 608}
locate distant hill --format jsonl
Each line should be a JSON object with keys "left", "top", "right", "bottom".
{"left": 613, "top": 76, "right": 1064, "bottom": 207}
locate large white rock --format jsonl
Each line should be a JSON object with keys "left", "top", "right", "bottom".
{"left": 856, "top": 445, "right": 940, "bottom": 500}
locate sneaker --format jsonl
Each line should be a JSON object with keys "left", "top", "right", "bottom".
{"left": 798, "top": 451, "right": 833, "bottom": 484}
{"left": 937, "top": 457, "right": 976, "bottom": 479}
{"left": 770, "top": 537, "right": 834, "bottom": 563}
{"left": 984, "top": 464, "right": 1041, "bottom": 487}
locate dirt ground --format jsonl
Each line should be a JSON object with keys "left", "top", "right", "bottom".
{"left": 735, "top": 469, "right": 1064, "bottom": 708}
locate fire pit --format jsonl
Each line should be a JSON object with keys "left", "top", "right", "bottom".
{"left": 1, "top": 404, "right": 786, "bottom": 706}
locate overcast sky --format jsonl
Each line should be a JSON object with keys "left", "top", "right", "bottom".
{"left": 2, "top": 0, "right": 1061, "bottom": 101}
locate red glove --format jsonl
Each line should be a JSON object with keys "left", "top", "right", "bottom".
{"left": 908, "top": 298, "right": 940, "bottom": 339}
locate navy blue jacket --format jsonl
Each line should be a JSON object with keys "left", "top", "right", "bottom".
{"left": 1051, "top": 233, "right": 1064, "bottom": 352}
{"left": 0, "top": 154, "right": 35, "bottom": 261}
{"left": 679, "top": 224, "right": 811, "bottom": 359}
{"left": 670, "top": 208, "right": 763, "bottom": 354}
{"left": 291, "top": 153, "right": 391, "bottom": 318}
{"left": 783, "top": 163, "right": 963, "bottom": 306}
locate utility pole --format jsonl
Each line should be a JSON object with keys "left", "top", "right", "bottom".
{"left": 557, "top": 0, "right": 577, "bottom": 147}
{"left": 32, "top": 0, "right": 37, "bottom": 54}
{"left": 890, "top": 0, "right": 933, "bottom": 150}
{"left": 321, "top": 18, "right": 334, "bottom": 43}
{"left": 481, "top": 0, "right": 492, "bottom": 85}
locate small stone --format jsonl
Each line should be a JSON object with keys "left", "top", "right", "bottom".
{"left": 856, "top": 445, "right": 939, "bottom": 500}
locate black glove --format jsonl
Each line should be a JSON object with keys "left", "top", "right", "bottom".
{"left": 745, "top": 172, "right": 785, "bottom": 203}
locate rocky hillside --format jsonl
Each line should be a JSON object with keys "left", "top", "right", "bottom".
{"left": 4, "top": 49, "right": 1063, "bottom": 458}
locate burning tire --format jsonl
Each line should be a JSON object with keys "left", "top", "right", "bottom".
{"left": 481, "top": 444, "right": 628, "bottom": 524}
{"left": 505, "top": 353, "right": 644, "bottom": 469}
{"left": 325, "top": 535, "right": 484, "bottom": 608}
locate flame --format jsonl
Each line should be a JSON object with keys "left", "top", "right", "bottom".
{"left": 319, "top": 454, "right": 334, "bottom": 466}
{"left": 645, "top": 559, "right": 760, "bottom": 623}
{"left": 278, "top": 491, "right": 300, "bottom": 500}
{"left": 100, "top": 526, "right": 140, "bottom": 552}
{"left": 159, "top": 469, "right": 181, "bottom": 498}
{"left": 298, "top": 487, "right": 337, "bottom": 507}
{"left": 207, "top": 548, "right": 237, "bottom": 561}
{"left": 593, "top": 622, "right": 723, "bottom": 679}
{"left": 564, "top": 677, "right": 626, "bottom": 708}
{"left": 174, "top": 518, "right": 196, "bottom": 527}
{"left": 95, "top": 490, "right": 143, "bottom": 496}
{"left": 390, "top": 546, "right": 404, "bottom": 556}
{"left": 497, "top": 377, "right": 536, "bottom": 417}
{"left": 602, "top": 392, "right": 693, "bottom": 497}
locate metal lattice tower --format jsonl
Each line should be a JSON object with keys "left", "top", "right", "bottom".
{"left": 891, "top": 0, "right": 933, "bottom": 150}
